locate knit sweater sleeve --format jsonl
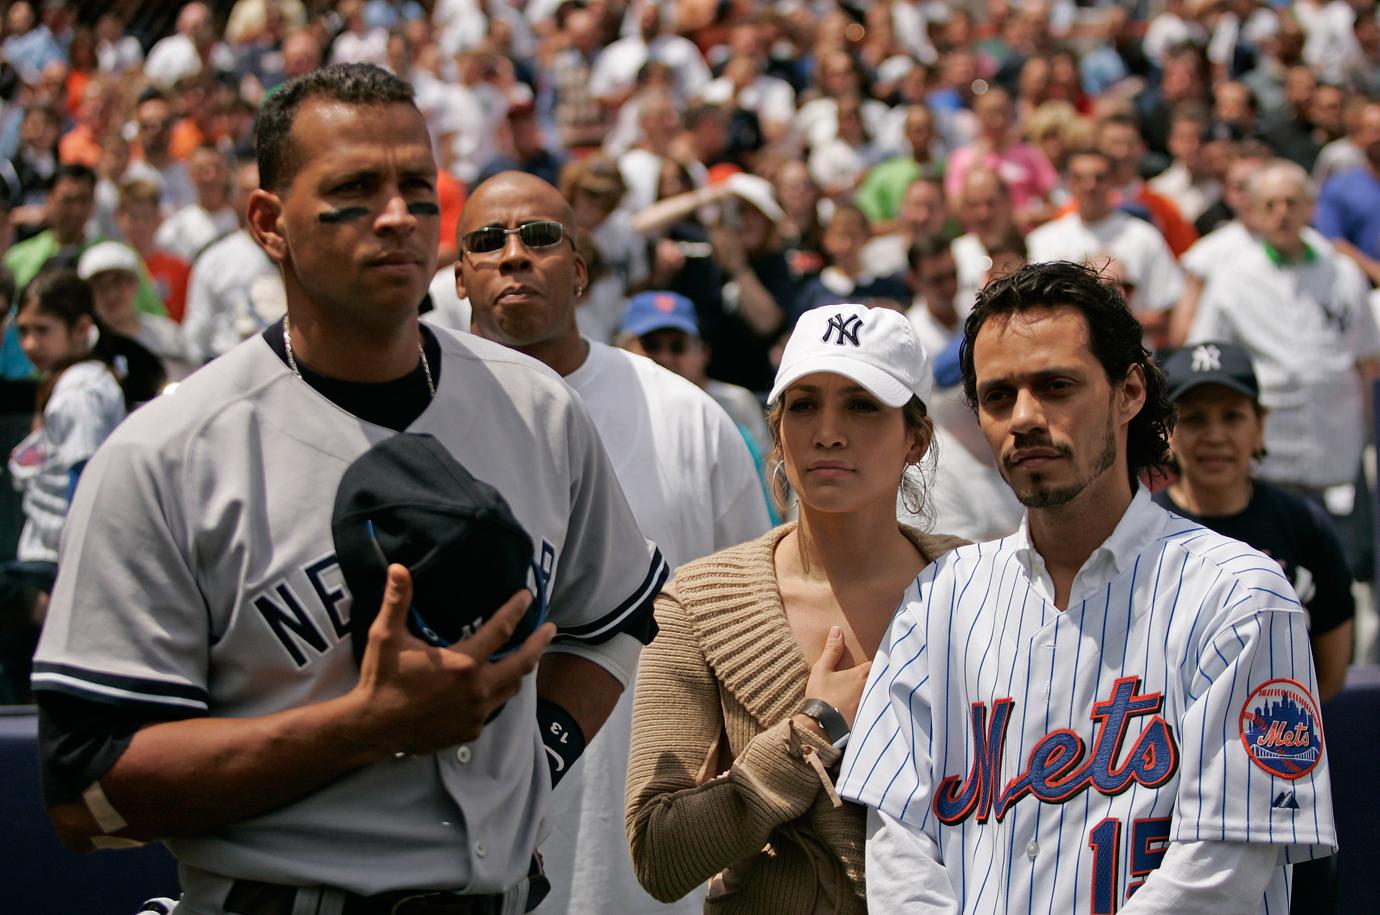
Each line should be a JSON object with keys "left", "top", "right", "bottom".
{"left": 625, "top": 579, "right": 841, "bottom": 903}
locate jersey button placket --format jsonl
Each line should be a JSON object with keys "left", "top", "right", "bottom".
{"left": 456, "top": 746, "right": 472, "bottom": 764}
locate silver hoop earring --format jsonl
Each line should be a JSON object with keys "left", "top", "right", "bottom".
{"left": 771, "top": 460, "right": 798, "bottom": 511}
{"left": 574, "top": 285, "right": 584, "bottom": 298}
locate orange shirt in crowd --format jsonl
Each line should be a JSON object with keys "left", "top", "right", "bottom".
{"left": 58, "top": 124, "right": 102, "bottom": 167}
{"left": 438, "top": 169, "right": 466, "bottom": 263}
{"left": 169, "top": 119, "right": 206, "bottom": 161}
{"left": 144, "top": 249, "right": 191, "bottom": 323}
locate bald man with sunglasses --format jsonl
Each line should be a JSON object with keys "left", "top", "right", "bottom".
{"left": 458, "top": 172, "right": 769, "bottom": 915}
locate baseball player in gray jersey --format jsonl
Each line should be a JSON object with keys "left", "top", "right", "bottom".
{"left": 838, "top": 262, "right": 1336, "bottom": 914}
{"left": 31, "top": 64, "right": 666, "bottom": 914}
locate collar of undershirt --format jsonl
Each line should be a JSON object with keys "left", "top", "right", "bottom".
{"left": 262, "top": 318, "right": 442, "bottom": 432}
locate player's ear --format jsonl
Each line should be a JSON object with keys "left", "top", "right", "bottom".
{"left": 247, "top": 189, "right": 288, "bottom": 264}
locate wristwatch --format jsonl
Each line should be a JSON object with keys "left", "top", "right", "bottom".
{"left": 799, "top": 698, "right": 850, "bottom": 750}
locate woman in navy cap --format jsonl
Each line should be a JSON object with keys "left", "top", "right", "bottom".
{"left": 1153, "top": 341, "right": 1354, "bottom": 702}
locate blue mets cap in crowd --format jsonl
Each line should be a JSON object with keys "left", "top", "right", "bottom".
{"left": 1159, "top": 341, "right": 1260, "bottom": 403}
{"left": 620, "top": 290, "right": 700, "bottom": 338}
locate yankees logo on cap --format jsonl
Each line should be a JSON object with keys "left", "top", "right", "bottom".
{"left": 821, "top": 312, "right": 864, "bottom": 347}
{"left": 768, "top": 303, "right": 932, "bottom": 407}
{"left": 1159, "top": 340, "right": 1260, "bottom": 403}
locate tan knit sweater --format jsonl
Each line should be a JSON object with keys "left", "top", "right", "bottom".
{"left": 626, "top": 522, "right": 967, "bottom": 914}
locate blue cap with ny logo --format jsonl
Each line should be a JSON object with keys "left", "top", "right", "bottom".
{"left": 1159, "top": 341, "right": 1260, "bottom": 403}
{"left": 768, "top": 303, "right": 932, "bottom": 407}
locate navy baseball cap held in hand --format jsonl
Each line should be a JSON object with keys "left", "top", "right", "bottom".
{"left": 1159, "top": 342, "right": 1260, "bottom": 403}
{"left": 332, "top": 433, "right": 547, "bottom": 664}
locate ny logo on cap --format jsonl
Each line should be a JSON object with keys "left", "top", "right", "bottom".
{"left": 822, "top": 312, "right": 863, "bottom": 347}
{"left": 1191, "top": 344, "right": 1221, "bottom": 372}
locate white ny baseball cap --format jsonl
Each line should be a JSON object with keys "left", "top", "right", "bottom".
{"left": 768, "top": 304, "right": 932, "bottom": 408}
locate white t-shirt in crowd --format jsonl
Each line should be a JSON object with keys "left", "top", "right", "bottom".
{"left": 1190, "top": 240, "right": 1380, "bottom": 488}
{"left": 8, "top": 360, "right": 126, "bottom": 563}
{"left": 697, "top": 74, "right": 795, "bottom": 129}
{"left": 589, "top": 34, "right": 711, "bottom": 104}
{"left": 951, "top": 232, "right": 988, "bottom": 319}
{"left": 426, "top": 266, "right": 472, "bottom": 332}
{"left": 535, "top": 340, "right": 769, "bottom": 915}
{"left": 899, "top": 425, "right": 1023, "bottom": 544}
{"left": 155, "top": 204, "right": 239, "bottom": 263}
{"left": 1026, "top": 210, "right": 1184, "bottom": 316}
{"left": 181, "top": 229, "right": 282, "bottom": 364}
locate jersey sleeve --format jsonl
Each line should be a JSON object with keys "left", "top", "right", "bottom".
{"left": 1170, "top": 587, "right": 1337, "bottom": 863}
{"left": 546, "top": 394, "right": 668, "bottom": 646}
{"left": 838, "top": 575, "right": 941, "bottom": 833}
{"left": 31, "top": 429, "right": 211, "bottom": 714}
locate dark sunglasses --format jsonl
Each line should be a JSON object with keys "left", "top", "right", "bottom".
{"left": 462, "top": 220, "right": 567, "bottom": 255}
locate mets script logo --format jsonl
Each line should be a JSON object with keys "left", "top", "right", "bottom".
{"left": 934, "top": 676, "right": 1179, "bottom": 825}
{"left": 1238, "top": 678, "right": 1323, "bottom": 780}
{"left": 821, "top": 312, "right": 863, "bottom": 346}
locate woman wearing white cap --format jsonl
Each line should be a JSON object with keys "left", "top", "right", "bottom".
{"left": 626, "top": 303, "right": 966, "bottom": 914}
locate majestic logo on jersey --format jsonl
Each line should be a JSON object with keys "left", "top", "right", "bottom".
{"left": 933, "top": 676, "right": 1179, "bottom": 825}
{"left": 1239, "top": 678, "right": 1323, "bottom": 780}
{"left": 821, "top": 312, "right": 863, "bottom": 346}
{"left": 1190, "top": 344, "right": 1221, "bottom": 372}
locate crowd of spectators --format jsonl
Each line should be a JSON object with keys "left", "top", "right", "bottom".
{"left": 2, "top": 0, "right": 1380, "bottom": 696}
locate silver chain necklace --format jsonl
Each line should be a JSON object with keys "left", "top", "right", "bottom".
{"left": 282, "top": 317, "right": 435, "bottom": 398}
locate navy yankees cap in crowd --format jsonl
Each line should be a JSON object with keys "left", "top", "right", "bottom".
{"left": 1159, "top": 341, "right": 1261, "bottom": 403}
{"left": 332, "top": 432, "right": 547, "bottom": 663}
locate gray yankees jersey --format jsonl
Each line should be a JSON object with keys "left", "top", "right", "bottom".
{"left": 32, "top": 328, "right": 666, "bottom": 898}
{"left": 839, "top": 489, "right": 1337, "bottom": 914}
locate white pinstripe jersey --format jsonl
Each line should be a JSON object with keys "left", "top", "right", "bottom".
{"left": 839, "top": 488, "right": 1337, "bottom": 914}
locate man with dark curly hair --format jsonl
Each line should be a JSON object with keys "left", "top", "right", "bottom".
{"left": 839, "top": 260, "right": 1337, "bottom": 914}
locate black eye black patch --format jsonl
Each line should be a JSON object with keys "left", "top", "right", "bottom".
{"left": 318, "top": 207, "right": 371, "bottom": 224}
{"left": 407, "top": 202, "right": 441, "bottom": 217}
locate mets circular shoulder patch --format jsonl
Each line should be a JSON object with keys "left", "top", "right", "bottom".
{"left": 1238, "top": 678, "right": 1324, "bottom": 780}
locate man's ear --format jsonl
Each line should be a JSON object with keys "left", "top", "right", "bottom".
{"left": 574, "top": 249, "right": 588, "bottom": 293}
{"left": 453, "top": 257, "right": 467, "bottom": 301}
{"left": 1120, "top": 363, "right": 1148, "bottom": 424}
{"left": 246, "top": 189, "right": 287, "bottom": 264}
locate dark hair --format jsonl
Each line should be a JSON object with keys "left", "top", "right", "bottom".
{"left": 907, "top": 232, "right": 952, "bottom": 272}
{"left": 54, "top": 163, "right": 97, "bottom": 189}
{"left": 136, "top": 87, "right": 168, "bottom": 107}
{"left": 985, "top": 228, "right": 1028, "bottom": 263}
{"left": 1064, "top": 146, "right": 1114, "bottom": 173}
{"left": 0, "top": 263, "right": 15, "bottom": 310}
{"left": 20, "top": 268, "right": 96, "bottom": 329}
{"left": 254, "top": 63, "right": 416, "bottom": 190}
{"left": 959, "top": 260, "right": 1175, "bottom": 487}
